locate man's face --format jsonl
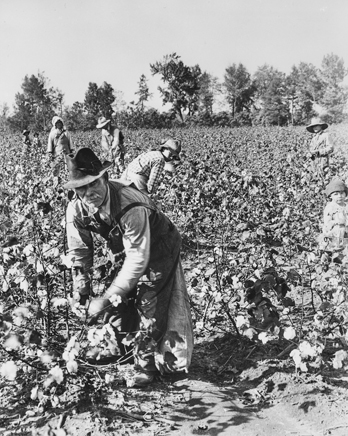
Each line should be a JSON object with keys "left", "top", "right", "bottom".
{"left": 55, "top": 121, "right": 63, "bottom": 130}
{"left": 74, "top": 175, "right": 108, "bottom": 209}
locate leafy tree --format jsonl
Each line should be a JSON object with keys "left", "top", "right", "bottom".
{"left": 262, "top": 74, "right": 289, "bottom": 126}
{"left": 64, "top": 102, "right": 88, "bottom": 131}
{"left": 98, "top": 82, "right": 116, "bottom": 119}
{"left": 224, "top": 63, "right": 255, "bottom": 118}
{"left": 9, "top": 72, "right": 63, "bottom": 131}
{"left": 285, "top": 63, "right": 323, "bottom": 125}
{"left": 84, "top": 82, "right": 100, "bottom": 129}
{"left": 134, "top": 74, "right": 152, "bottom": 111}
{"left": 150, "top": 53, "right": 202, "bottom": 122}
{"left": 127, "top": 75, "right": 153, "bottom": 128}
{"left": 112, "top": 90, "right": 127, "bottom": 114}
{"left": 252, "top": 65, "right": 288, "bottom": 126}
{"left": 84, "top": 81, "right": 115, "bottom": 129}
{"left": 0, "top": 103, "right": 10, "bottom": 130}
{"left": 197, "top": 72, "right": 220, "bottom": 115}
{"left": 319, "top": 53, "right": 348, "bottom": 122}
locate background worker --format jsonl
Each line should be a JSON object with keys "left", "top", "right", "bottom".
{"left": 47, "top": 116, "right": 73, "bottom": 176}
{"left": 96, "top": 116, "right": 125, "bottom": 175}
{"left": 121, "top": 137, "right": 181, "bottom": 195}
{"left": 32, "top": 132, "right": 42, "bottom": 148}
{"left": 22, "top": 129, "right": 31, "bottom": 146}
{"left": 306, "top": 117, "right": 333, "bottom": 177}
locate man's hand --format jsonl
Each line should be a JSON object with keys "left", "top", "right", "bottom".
{"left": 87, "top": 298, "right": 112, "bottom": 325}
{"left": 78, "top": 294, "right": 89, "bottom": 306}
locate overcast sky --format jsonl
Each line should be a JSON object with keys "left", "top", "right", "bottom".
{"left": 1, "top": 0, "right": 347, "bottom": 113}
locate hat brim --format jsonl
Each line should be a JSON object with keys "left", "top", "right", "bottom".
{"left": 96, "top": 120, "right": 111, "bottom": 129}
{"left": 306, "top": 123, "right": 328, "bottom": 133}
{"left": 168, "top": 148, "right": 180, "bottom": 156}
{"left": 63, "top": 163, "right": 112, "bottom": 189}
{"left": 325, "top": 187, "right": 348, "bottom": 197}
{"left": 160, "top": 145, "right": 181, "bottom": 156}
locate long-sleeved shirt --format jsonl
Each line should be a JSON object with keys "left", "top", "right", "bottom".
{"left": 323, "top": 201, "right": 348, "bottom": 235}
{"left": 126, "top": 150, "right": 165, "bottom": 194}
{"left": 47, "top": 128, "right": 73, "bottom": 157}
{"left": 320, "top": 201, "right": 348, "bottom": 250}
{"left": 309, "top": 131, "right": 333, "bottom": 170}
{"left": 100, "top": 127, "right": 124, "bottom": 155}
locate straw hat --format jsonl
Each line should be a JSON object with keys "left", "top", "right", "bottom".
{"left": 96, "top": 117, "right": 111, "bottom": 129}
{"left": 160, "top": 138, "right": 182, "bottom": 156}
{"left": 306, "top": 118, "right": 328, "bottom": 133}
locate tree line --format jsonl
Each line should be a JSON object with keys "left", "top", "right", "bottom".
{"left": 1, "top": 52, "right": 347, "bottom": 132}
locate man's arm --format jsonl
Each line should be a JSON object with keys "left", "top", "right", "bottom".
{"left": 147, "top": 159, "right": 165, "bottom": 194}
{"left": 66, "top": 201, "right": 94, "bottom": 298}
{"left": 100, "top": 130, "right": 112, "bottom": 153}
{"left": 105, "top": 206, "right": 151, "bottom": 299}
{"left": 47, "top": 130, "right": 55, "bottom": 155}
{"left": 66, "top": 132, "right": 73, "bottom": 153}
{"left": 319, "top": 132, "right": 334, "bottom": 156}
{"left": 111, "top": 128, "right": 125, "bottom": 152}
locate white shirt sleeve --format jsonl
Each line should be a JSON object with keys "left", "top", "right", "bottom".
{"left": 105, "top": 206, "right": 151, "bottom": 298}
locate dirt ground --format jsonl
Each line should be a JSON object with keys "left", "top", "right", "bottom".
{"left": 1, "top": 333, "right": 348, "bottom": 436}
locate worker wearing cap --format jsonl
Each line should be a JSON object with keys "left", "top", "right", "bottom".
{"left": 121, "top": 137, "right": 181, "bottom": 195}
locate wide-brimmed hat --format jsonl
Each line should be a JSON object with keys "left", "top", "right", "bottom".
{"left": 63, "top": 147, "right": 113, "bottom": 189}
{"left": 306, "top": 118, "right": 328, "bottom": 133}
{"left": 325, "top": 178, "right": 348, "bottom": 197}
{"left": 22, "top": 130, "right": 30, "bottom": 135}
{"left": 96, "top": 117, "right": 111, "bottom": 129}
{"left": 52, "top": 116, "right": 64, "bottom": 127}
{"left": 160, "top": 138, "right": 181, "bottom": 156}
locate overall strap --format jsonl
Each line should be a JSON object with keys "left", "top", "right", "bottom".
{"left": 93, "top": 202, "right": 157, "bottom": 231}
{"left": 114, "top": 202, "right": 157, "bottom": 224}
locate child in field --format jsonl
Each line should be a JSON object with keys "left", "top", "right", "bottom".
{"left": 320, "top": 178, "right": 348, "bottom": 252}
{"left": 32, "top": 132, "right": 42, "bottom": 148}
{"left": 22, "top": 130, "right": 31, "bottom": 146}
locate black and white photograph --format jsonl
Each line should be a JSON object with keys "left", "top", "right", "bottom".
{"left": 1, "top": 1, "right": 348, "bottom": 435}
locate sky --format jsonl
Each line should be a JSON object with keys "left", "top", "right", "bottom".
{"left": 1, "top": 0, "right": 348, "bottom": 113}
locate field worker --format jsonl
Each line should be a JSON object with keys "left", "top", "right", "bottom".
{"left": 32, "top": 132, "right": 42, "bottom": 148}
{"left": 47, "top": 116, "right": 73, "bottom": 176}
{"left": 306, "top": 118, "right": 333, "bottom": 176}
{"left": 96, "top": 116, "right": 125, "bottom": 175}
{"left": 121, "top": 137, "right": 181, "bottom": 196}
{"left": 22, "top": 129, "right": 31, "bottom": 146}
{"left": 319, "top": 178, "right": 348, "bottom": 253}
{"left": 64, "top": 147, "right": 193, "bottom": 386}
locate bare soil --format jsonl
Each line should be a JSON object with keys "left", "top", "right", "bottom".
{"left": 1, "top": 333, "right": 348, "bottom": 436}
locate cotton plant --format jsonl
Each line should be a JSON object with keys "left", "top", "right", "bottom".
{"left": 290, "top": 341, "right": 324, "bottom": 372}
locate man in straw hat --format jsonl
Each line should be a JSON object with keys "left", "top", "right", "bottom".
{"left": 306, "top": 117, "right": 333, "bottom": 176}
{"left": 96, "top": 116, "right": 125, "bottom": 175}
{"left": 121, "top": 137, "right": 182, "bottom": 195}
{"left": 64, "top": 147, "right": 193, "bottom": 386}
